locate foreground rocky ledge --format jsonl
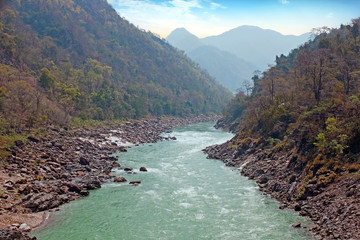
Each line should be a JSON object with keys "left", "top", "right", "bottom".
{"left": 204, "top": 139, "right": 360, "bottom": 240}
{"left": 0, "top": 115, "right": 218, "bottom": 239}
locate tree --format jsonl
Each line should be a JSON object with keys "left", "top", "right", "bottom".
{"left": 241, "top": 80, "right": 252, "bottom": 96}
{"left": 296, "top": 48, "right": 330, "bottom": 102}
{"left": 55, "top": 82, "right": 81, "bottom": 121}
{"left": 39, "top": 67, "right": 55, "bottom": 89}
{"left": 347, "top": 20, "right": 359, "bottom": 45}
{"left": 0, "top": 86, "right": 6, "bottom": 111}
{"left": 6, "top": 80, "right": 34, "bottom": 129}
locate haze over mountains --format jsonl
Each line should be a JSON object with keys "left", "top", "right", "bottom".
{"left": 167, "top": 26, "right": 311, "bottom": 92}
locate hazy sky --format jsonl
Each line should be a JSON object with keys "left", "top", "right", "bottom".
{"left": 107, "top": 0, "right": 360, "bottom": 38}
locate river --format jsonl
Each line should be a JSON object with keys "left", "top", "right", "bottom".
{"left": 33, "top": 122, "right": 312, "bottom": 240}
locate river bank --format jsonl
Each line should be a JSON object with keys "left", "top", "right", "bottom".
{"left": 0, "top": 115, "right": 219, "bottom": 239}
{"left": 32, "top": 121, "right": 312, "bottom": 240}
{"left": 204, "top": 135, "right": 360, "bottom": 240}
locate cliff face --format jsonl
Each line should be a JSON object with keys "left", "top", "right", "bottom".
{"left": 205, "top": 19, "right": 360, "bottom": 239}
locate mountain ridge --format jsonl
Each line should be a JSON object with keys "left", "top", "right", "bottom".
{"left": 166, "top": 26, "right": 310, "bottom": 92}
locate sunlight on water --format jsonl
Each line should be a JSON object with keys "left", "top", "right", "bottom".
{"left": 34, "top": 122, "right": 313, "bottom": 240}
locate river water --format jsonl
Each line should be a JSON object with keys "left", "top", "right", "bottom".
{"left": 34, "top": 122, "right": 312, "bottom": 240}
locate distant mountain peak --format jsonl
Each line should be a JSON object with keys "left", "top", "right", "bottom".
{"left": 166, "top": 28, "right": 202, "bottom": 52}
{"left": 167, "top": 28, "right": 198, "bottom": 39}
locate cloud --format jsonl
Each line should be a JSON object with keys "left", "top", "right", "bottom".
{"left": 281, "top": 0, "right": 290, "bottom": 4}
{"left": 107, "top": 0, "right": 226, "bottom": 37}
{"left": 210, "top": 2, "right": 225, "bottom": 10}
{"left": 326, "top": 12, "right": 334, "bottom": 19}
{"left": 169, "top": 0, "right": 202, "bottom": 9}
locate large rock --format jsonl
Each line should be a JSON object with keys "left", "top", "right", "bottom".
{"left": 22, "top": 193, "right": 63, "bottom": 212}
{"left": 19, "top": 223, "right": 31, "bottom": 232}
{"left": 0, "top": 228, "right": 37, "bottom": 240}
{"left": 113, "top": 162, "right": 121, "bottom": 168}
{"left": 292, "top": 222, "right": 301, "bottom": 228}
{"left": 129, "top": 180, "right": 141, "bottom": 184}
{"left": 14, "top": 140, "right": 24, "bottom": 147}
{"left": 139, "top": 167, "right": 148, "bottom": 172}
{"left": 114, "top": 177, "right": 127, "bottom": 183}
{"left": 79, "top": 157, "right": 90, "bottom": 165}
{"left": 27, "top": 136, "right": 40, "bottom": 143}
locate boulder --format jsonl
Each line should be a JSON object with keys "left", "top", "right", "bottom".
{"left": 19, "top": 223, "right": 31, "bottom": 232}
{"left": 0, "top": 228, "right": 36, "bottom": 240}
{"left": 14, "top": 140, "right": 24, "bottom": 147}
{"left": 84, "top": 179, "right": 101, "bottom": 190}
{"left": 129, "top": 180, "right": 141, "bottom": 184}
{"left": 294, "top": 204, "right": 301, "bottom": 212}
{"left": 66, "top": 183, "right": 83, "bottom": 193}
{"left": 139, "top": 167, "right": 148, "bottom": 172}
{"left": 79, "top": 157, "right": 90, "bottom": 165}
{"left": 114, "top": 177, "right": 127, "bottom": 183}
{"left": 292, "top": 222, "right": 301, "bottom": 228}
{"left": 113, "top": 162, "right": 121, "bottom": 168}
{"left": 119, "top": 146, "right": 127, "bottom": 152}
{"left": 27, "top": 136, "right": 40, "bottom": 143}
{"left": 22, "top": 193, "right": 61, "bottom": 212}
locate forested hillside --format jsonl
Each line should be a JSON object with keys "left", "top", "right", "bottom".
{"left": 0, "top": 0, "right": 231, "bottom": 131}
{"left": 209, "top": 19, "right": 360, "bottom": 238}
{"left": 221, "top": 19, "right": 360, "bottom": 175}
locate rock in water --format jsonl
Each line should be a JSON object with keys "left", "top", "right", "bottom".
{"left": 139, "top": 167, "right": 148, "bottom": 172}
{"left": 292, "top": 222, "right": 301, "bottom": 228}
{"left": 129, "top": 181, "right": 141, "bottom": 184}
{"left": 114, "top": 177, "right": 127, "bottom": 183}
{"left": 113, "top": 162, "right": 121, "bottom": 168}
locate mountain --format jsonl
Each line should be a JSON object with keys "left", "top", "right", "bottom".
{"left": 188, "top": 46, "right": 256, "bottom": 92}
{"left": 166, "top": 28, "right": 203, "bottom": 52}
{"left": 212, "top": 19, "right": 360, "bottom": 238}
{"left": 167, "top": 28, "right": 256, "bottom": 92}
{"left": 166, "top": 26, "right": 310, "bottom": 91}
{"left": 0, "top": 0, "right": 232, "bottom": 130}
{"left": 202, "top": 25, "right": 311, "bottom": 70}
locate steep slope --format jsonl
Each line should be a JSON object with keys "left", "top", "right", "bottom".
{"left": 188, "top": 46, "right": 255, "bottom": 92}
{"left": 0, "top": 0, "right": 232, "bottom": 130}
{"left": 207, "top": 20, "right": 360, "bottom": 239}
{"left": 202, "top": 25, "right": 311, "bottom": 70}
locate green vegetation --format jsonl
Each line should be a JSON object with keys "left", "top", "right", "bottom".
{"left": 0, "top": 0, "right": 232, "bottom": 155}
{"left": 221, "top": 19, "right": 360, "bottom": 182}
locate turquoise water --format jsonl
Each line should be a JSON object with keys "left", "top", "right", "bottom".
{"left": 34, "top": 122, "right": 312, "bottom": 240}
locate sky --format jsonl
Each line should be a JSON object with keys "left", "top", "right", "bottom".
{"left": 107, "top": 0, "right": 360, "bottom": 38}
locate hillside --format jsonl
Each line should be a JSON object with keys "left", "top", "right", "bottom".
{"left": 0, "top": 0, "right": 232, "bottom": 132}
{"left": 207, "top": 20, "right": 360, "bottom": 239}
{"left": 188, "top": 46, "right": 255, "bottom": 92}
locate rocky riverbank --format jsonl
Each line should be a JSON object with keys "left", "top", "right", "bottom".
{"left": 204, "top": 137, "right": 360, "bottom": 240}
{"left": 0, "top": 115, "right": 219, "bottom": 239}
